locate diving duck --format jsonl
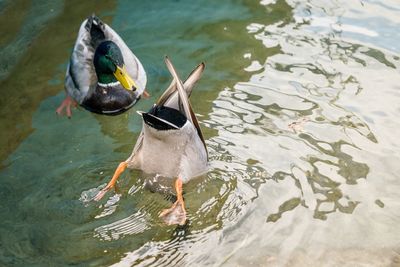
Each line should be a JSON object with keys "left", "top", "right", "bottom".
{"left": 95, "top": 57, "right": 208, "bottom": 225}
{"left": 56, "top": 15, "right": 147, "bottom": 117}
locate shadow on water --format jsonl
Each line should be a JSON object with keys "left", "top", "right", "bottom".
{"left": 0, "top": 0, "right": 31, "bottom": 47}
{"left": 0, "top": 0, "right": 115, "bottom": 167}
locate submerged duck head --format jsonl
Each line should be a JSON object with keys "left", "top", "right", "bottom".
{"left": 93, "top": 40, "right": 137, "bottom": 90}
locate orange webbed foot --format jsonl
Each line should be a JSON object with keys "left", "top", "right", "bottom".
{"left": 159, "top": 200, "right": 187, "bottom": 225}
{"left": 159, "top": 178, "right": 186, "bottom": 225}
{"left": 142, "top": 89, "right": 151, "bottom": 99}
{"left": 94, "top": 162, "right": 128, "bottom": 201}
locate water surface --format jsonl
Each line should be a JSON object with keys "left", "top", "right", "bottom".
{"left": 0, "top": 0, "right": 399, "bottom": 266}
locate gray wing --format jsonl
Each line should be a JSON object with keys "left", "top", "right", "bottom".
{"left": 164, "top": 57, "right": 207, "bottom": 155}
{"left": 157, "top": 62, "right": 205, "bottom": 110}
{"left": 65, "top": 19, "right": 97, "bottom": 104}
{"left": 164, "top": 57, "right": 193, "bottom": 123}
{"left": 165, "top": 57, "right": 208, "bottom": 157}
{"left": 103, "top": 24, "right": 147, "bottom": 95}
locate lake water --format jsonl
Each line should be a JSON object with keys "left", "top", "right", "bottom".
{"left": 0, "top": 0, "right": 399, "bottom": 266}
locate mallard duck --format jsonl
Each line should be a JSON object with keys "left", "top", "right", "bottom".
{"left": 56, "top": 15, "right": 147, "bottom": 117}
{"left": 95, "top": 57, "right": 208, "bottom": 225}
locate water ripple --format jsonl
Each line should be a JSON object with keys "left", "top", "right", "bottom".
{"left": 94, "top": 210, "right": 150, "bottom": 241}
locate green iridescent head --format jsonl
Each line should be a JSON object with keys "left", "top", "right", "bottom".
{"left": 93, "top": 40, "right": 136, "bottom": 90}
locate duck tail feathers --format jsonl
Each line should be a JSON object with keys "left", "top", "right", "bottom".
{"left": 85, "top": 14, "right": 106, "bottom": 48}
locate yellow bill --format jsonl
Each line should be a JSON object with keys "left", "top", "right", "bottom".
{"left": 114, "top": 65, "right": 137, "bottom": 90}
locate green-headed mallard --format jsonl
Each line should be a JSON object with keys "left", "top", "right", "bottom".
{"left": 56, "top": 15, "right": 148, "bottom": 117}
{"left": 95, "top": 57, "right": 208, "bottom": 225}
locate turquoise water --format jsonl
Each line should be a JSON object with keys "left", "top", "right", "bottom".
{"left": 1, "top": 0, "right": 400, "bottom": 266}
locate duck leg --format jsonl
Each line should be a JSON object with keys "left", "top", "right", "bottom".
{"left": 142, "top": 90, "right": 151, "bottom": 99}
{"left": 56, "top": 94, "right": 77, "bottom": 118}
{"left": 94, "top": 162, "right": 128, "bottom": 201}
{"left": 159, "top": 178, "right": 187, "bottom": 225}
